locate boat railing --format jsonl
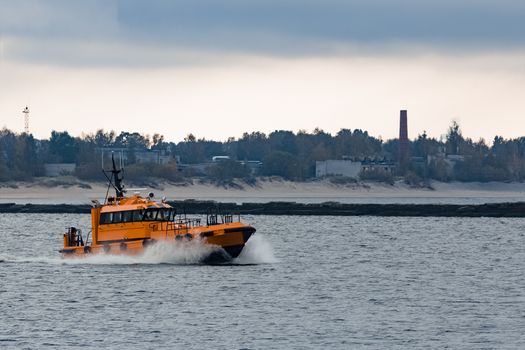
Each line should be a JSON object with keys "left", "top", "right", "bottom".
{"left": 158, "top": 218, "right": 202, "bottom": 238}
{"left": 84, "top": 230, "right": 92, "bottom": 246}
{"left": 173, "top": 218, "right": 202, "bottom": 228}
{"left": 206, "top": 212, "right": 241, "bottom": 226}
{"left": 64, "top": 227, "right": 85, "bottom": 247}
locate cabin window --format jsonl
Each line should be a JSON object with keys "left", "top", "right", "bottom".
{"left": 100, "top": 208, "right": 175, "bottom": 224}
{"left": 158, "top": 209, "right": 170, "bottom": 221}
{"left": 112, "top": 212, "right": 122, "bottom": 223}
{"left": 142, "top": 208, "right": 175, "bottom": 221}
{"left": 132, "top": 210, "right": 144, "bottom": 222}
{"left": 143, "top": 209, "right": 158, "bottom": 221}
{"left": 99, "top": 212, "right": 118, "bottom": 224}
{"left": 122, "top": 211, "right": 133, "bottom": 223}
{"left": 100, "top": 213, "right": 110, "bottom": 224}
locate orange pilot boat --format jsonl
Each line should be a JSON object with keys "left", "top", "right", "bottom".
{"left": 60, "top": 156, "right": 256, "bottom": 263}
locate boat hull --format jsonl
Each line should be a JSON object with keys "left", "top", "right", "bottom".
{"left": 60, "top": 223, "right": 255, "bottom": 263}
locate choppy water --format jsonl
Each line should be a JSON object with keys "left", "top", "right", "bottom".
{"left": 1, "top": 214, "right": 525, "bottom": 349}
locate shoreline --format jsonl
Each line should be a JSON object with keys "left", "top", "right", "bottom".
{"left": 1, "top": 200, "right": 525, "bottom": 217}
{"left": 1, "top": 177, "right": 525, "bottom": 205}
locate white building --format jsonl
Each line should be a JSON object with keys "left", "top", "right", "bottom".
{"left": 315, "top": 160, "right": 362, "bottom": 178}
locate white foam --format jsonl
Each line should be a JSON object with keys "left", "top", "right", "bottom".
{"left": 0, "top": 254, "right": 65, "bottom": 265}
{"left": 0, "top": 239, "right": 221, "bottom": 266}
{"left": 234, "top": 234, "right": 278, "bottom": 264}
{"left": 136, "top": 239, "right": 222, "bottom": 265}
{"left": 1, "top": 235, "right": 277, "bottom": 266}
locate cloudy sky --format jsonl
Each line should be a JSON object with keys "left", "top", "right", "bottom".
{"left": 1, "top": 0, "right": 524, "bottom": 142}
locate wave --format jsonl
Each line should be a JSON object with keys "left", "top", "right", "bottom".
{"left": 234, "top": 234, "right": 278, "bottom": 264}
{"left": 0, "top": 234, "right": 277, "bottom": 266}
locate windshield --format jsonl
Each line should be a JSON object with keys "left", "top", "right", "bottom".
{"left": 100, "top": 208, "right": 175, "bottom": 224}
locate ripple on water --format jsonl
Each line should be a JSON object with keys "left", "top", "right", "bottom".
{"left": 0, "top": 214, "right": 524, "bottom": 349}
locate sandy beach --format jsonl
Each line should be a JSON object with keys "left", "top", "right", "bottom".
{"left": 1, "top": 177, "right": 525, "bottom": 205}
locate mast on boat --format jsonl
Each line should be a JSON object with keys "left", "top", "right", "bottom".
{"left": 102, "top": 152, "right": 125, "bottom": 201}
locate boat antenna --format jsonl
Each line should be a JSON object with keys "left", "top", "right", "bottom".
{"left": 102, "top": 152, "right": 125, "bottom": 199}
{"left": 111, "top": 154, "right": 125, "bottom": 198}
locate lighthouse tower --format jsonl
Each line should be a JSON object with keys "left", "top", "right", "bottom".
{"left": 22, "top": 106, "right": 30, "bottom": 134}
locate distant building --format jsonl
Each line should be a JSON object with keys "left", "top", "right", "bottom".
{"left": 426, "top": 153, "right": 465, "bottom": 177}
{"left": 212, "top": 156, "right": 231, "bottom": 162}
{"left": 44, "top": 163, "right": 76, "bottom": 177}
{"left": 361, "top": 159, "right": 396, "bottom": 173}
{"left": 99, "top": 148, "right": 171, "bottom": 165}
{"left": 316, "top": 160, "right": 362, "bottom": 178}
{"left": 177, "top": 158, "right": 263, "bottom": 176}
{"left": 445, "top": 154, "right": 465, "bottom": 163}
{"left": 316, "top": 158, "right": 396, "bottom": 179}
{"left": 135, "top": 150, "right": 171, "bottom": 165}
{"left": 242, "top": 160, "right": 263, "bottom": 175}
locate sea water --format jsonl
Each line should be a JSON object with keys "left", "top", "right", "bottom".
{"left": 1, "top": 214, "right": 524, "bottom": 349}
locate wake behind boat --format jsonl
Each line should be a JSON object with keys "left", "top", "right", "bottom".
{"left": 59, "top": 155, "right": 255, "bottom": 263}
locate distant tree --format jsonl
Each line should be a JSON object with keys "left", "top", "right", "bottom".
{"left": 184, "top": 133, "right": 196, "bottom": 142}
{"left": 454, "top": 155, "right": 509, "bottom": 182}
{"left": 0, "top": 128, "right": 42, "bottom": 180}
{"left": 4, "top": 119, "right": 525, "bottom": 184}
{"left": 49, "top": 131, "right": 79, "bottom": 163}
{"left": 93, "top": 129, "right": 116, "bottom": 148}
{"left": 412, "top": 131, "right": 428, "bottom": 158}
{"left": 175, "top": 137, "right": 223, "bottom": 164}
{"left": 236, "top": 132, "right": 268, "bottom": 160}
{"left": 261, "top": 151, "right": 301, "bottom": 179}
{"left": 268, "top": 130, "right": 297, "bottom": 155}
{"left": 0, "top": 128, "right": 17, "bottom": 171}
{"left": 335, "top": 128, "right": 382, "bottom": 158}
{"left": 428, "top": 158, "right": 451, "bottom": 182}
{"left": 151, "top": 133, "right": 166, "bottom": 150}
{"left": 311, "top": 143, "right": 331, "bottom": 161}
{"left": 382, "top": 139, "right": 399, "bottom": 161}
{"left": 224, "top": 136, "right": 238, "bottom": 158}
{"left": 15, "top": 134, "right": 40, "bottom": 178}
{"left": 206, "top": 159, "right": 251, "bottom": 182}
{"left": 75, "top": 138, "right": 97, "bottom": 164}
{"left": 114, "top": 132, "right": 150, "bottom": 149}
{"left": 446, "top": 121, "right": 463, "bottom": 155}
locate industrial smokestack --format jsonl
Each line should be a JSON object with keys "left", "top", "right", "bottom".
{"left": 399, "top": 110, "right": 409, "bottom": 165}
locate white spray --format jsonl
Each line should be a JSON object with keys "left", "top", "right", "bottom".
{"left": 0, "top": 235, "right": 277, "bottom": 265}
{"left": 234, "top": 234, "right": 278, "bottom": 264}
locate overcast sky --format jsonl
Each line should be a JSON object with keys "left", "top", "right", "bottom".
{"left": 1, "top": 0, "right": 524, "bottom": 141}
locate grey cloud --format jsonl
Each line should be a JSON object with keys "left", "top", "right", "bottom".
{"left": 1, "top": 0, "right": 524, "bottom": 66}
{"left": 118, "top": 0, "right": 525, "bottom": 45}
{"left": 0, "top": 1, "right": 117, "bottom": 38}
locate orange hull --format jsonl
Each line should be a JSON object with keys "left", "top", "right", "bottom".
{"left": 61, "top": 222, "right": 255, "bottom": 262}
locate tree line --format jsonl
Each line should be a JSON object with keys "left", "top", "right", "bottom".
{"left": 1, "top": 123, "right": 525, "bottom": 183}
